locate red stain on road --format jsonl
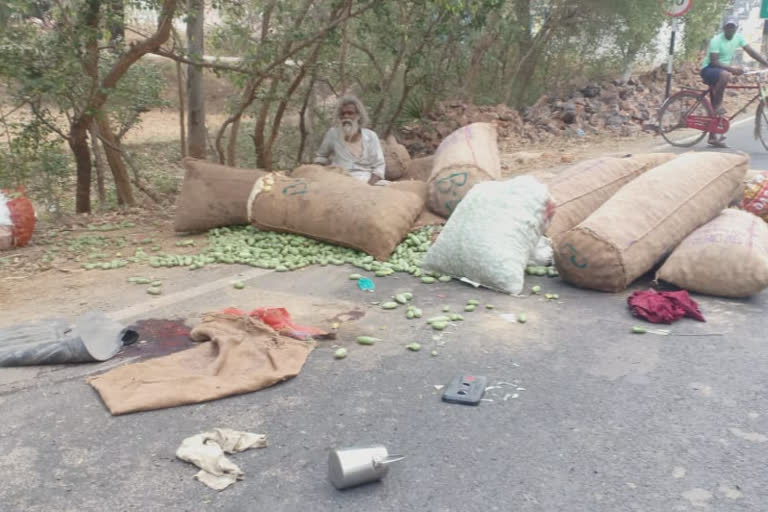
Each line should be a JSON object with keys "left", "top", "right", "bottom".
{"left": 118, "top": 318, "right": 195, "bottom": 359}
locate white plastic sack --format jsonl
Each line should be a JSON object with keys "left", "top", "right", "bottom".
{"left": 527, "top": 236, "right": 553, "bottom": 266}
{"left": 0, "top": 191, "right": 11, "bottom": 227}
{"left": 423, "top": 176, "right": 552, "bottom": 294}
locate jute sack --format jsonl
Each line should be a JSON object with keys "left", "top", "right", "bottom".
{"left": 174, "top": 158, "right": 266, "bottom": 233}
{"left": 383, "top": 135, "right": 411, "bottom": 180}
{"left": 427, "top": 123, "right": 501, "bottom": 218}
{"left": 89, "top": 313, "right": 313, "bottom": 415}
{"left": 248, "top": 168, "right": 424, "bottom": 261}
{"left": 554, "top": 152, "right": 748, "bottom": 292}
{"left": 657, "top": 209, "right": 768, "bottom": 297}
{"left": 388, "top": 180, "right": 445, "bottom": 230}
{"left": 398, "top": 156, "right": 434, "bottom": 182}
{"left": 546, "top": 153, "right": 678, "bottom": 240}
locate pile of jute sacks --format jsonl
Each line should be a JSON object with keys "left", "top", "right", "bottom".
{"left": 174, "top": 122, "right": 768, "bottom": 299}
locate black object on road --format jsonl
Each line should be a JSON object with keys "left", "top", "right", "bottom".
{"left": 442, "top": 375, "right": 487, "bottom": 405}
{"left": 0, "top": 312, "right": 137, "bottom": 366}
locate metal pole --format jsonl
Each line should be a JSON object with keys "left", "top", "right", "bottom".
{"left": 665, "top": 19, "right": 678, "bottom": 99}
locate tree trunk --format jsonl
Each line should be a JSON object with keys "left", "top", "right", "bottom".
{"left": 225, "top": 115, "right": 241, "bottom": 166}
{"left": 108, "top": 0, "right": 125, "bottom": 43}
{"left": 461, "top": 19, "right": 501, "bottom": 101}
{"left": 253, "top": 79, "right": 279, "bottom": 169}
{"left": 176, "top": 60, "right": 187, "bottom": 157}
{"left": 89, "top": 123, "right": 107, "bottom": 206}
{"left": 383, "top": 82, "right": 412, "bottom": 138}
{"left": 297, "top": 74, "right": 317, "bottom": 164}
{"left": 186, "top": 0, "right": 206, "bottom": 159}
{"left": 70, "top": 122, "right": 92, "bottom": 214}
{"left": 96, "top": 113, "right": 135, "bottom": 206}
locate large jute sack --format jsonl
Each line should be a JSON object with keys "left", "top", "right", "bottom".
{"left": 174, "top": 158, "right": 266, "bottom": 233}
{"left": 388, "top": 180, "right": 446, "bottom": 230}
{"left": 248, "top": 168, "right": 424, "bottom": 260}
{"left": 427, "top": 123, "right": 501, "bottom": 218}
{"left": 383, "top": 135, "right": 411, "bottom": 180}
{"left": 546, "top": 153, "right": 678, "bottom": 240}
{"left": 656, "top": 209, "right": 768, "bottom": 297}
{"left": 554, "top": 152, "right": 748, "bottom": 292}
{"left": 398, "top": 155, "right": 434, "bottom": 182}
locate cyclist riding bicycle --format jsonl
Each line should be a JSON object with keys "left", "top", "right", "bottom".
{"left": 700, "top": 17, "right": 768, "bottom": 147}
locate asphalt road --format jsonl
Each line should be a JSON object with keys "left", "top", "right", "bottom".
{"left": 1, "top": 260, "right": 767, "bottom": 511}
{"left": 2, "top": 134, "right": 768, "bottom": 511}
{"left": 657, "top": 114, "right": 768, "bottom": 168}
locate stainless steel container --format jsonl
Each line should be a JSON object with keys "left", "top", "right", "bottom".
{"left": 328, "top": 445, "right": 404, "bottom": 490}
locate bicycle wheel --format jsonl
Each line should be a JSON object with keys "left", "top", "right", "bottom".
{"left": 658, "top": 91, "right": 713, "bottom": 147}
{"left": 755, "top": 101, "right": 768, "bottom": 151}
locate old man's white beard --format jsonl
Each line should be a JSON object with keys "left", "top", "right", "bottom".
{"left": 341, "top": 118, "right": 360, "bottom": 139}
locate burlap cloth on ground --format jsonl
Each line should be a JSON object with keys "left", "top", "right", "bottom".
{"left": 88, "top": 313, "right": 314, "bottom": 415}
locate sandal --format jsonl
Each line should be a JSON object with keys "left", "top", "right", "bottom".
{"left": 707, "top": 139, "right": 728, "bottom": 148}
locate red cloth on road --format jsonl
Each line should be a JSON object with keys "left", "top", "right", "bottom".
{"left": 627, "top": 289, "right": 706, "bottom": 324}
{"left": 220, "top": 307, "right": 333, "bottom": 341}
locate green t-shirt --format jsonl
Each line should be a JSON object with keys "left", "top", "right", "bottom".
{"left": 702, "top": 32, "right": 747, "bottom": 68}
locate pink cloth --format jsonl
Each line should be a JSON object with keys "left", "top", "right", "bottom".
{"left": 628, "top": 289, "right": 706, "bottom": 324}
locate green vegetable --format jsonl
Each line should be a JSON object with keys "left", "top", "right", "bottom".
{"left": 431, "top": 321, "right": 448, "bottom": 331}
{"left": 531, "top": 285, "right": 542, "bottom": 294}
{"left": 357, "top": 336, "right": 379, "bottom": 345}
{"left": 405, "top": 343, "right": 421, "bottom": 352}
{"left": 438, "top": 275, "right": 452, "bottom": 282}
{"left": 518, "top": 313, "right": 527, "bottom": 324}
{"left": 431, "top": 350, "right": 438, "bottom": 357}
{"left": 427, "top": 316, "right": 450, "bottom": 324}
{"left": 334, "top": 348, "right": 348, "bottom": 359}
{"left": 547, "top": 267, "right": 559, "bottom": 277}
{"left": 403, "top": 292, "right": 413, "bottom": 301}
{"left": 349, "top": 273, "right": 363, "bottom": 280}
{"left": 150, "top": 281, "right": 162, "bottom": 287}
{"left": 467, "top": 299, "right": 480, "bottom": 306}
{"left": 464, "top": 304, "right": 476, "bottom": 312}
{"left": 406, "top": 309, "right": 416, "bottom": 319}
{"left": 631, "top": 326, "right": 647, "bottom": 334}
{"left": 395, "top": 293, "right": 409, "bottom": 304}
{"left": 442, "top": 305, "right": 451, "bottom": 312}
{"left": 421, "top": 276, "right": 436, "bottom": 284}
{"left": 412, "top": 308, "right": 423, "bottom": 319}
{"left": 127, "top": 277, "right": 151, "bottom": 285}
{"left": 382, "top": 302, "right": 398, "bottom": 310}
{"left": 449, "top": 314, "right": 464, "bottom": 322}
{"left": 485, "top": 304, "right": 495, "bottom": 309}
{"left": 232, "top": 281, "right": 245, "bottom": 289}
{"left": 146, "top": 287, "right": 161, "bottom": 295}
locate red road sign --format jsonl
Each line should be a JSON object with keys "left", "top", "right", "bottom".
{"left": 660, "top": 0, "right": 694, "bottom": 17}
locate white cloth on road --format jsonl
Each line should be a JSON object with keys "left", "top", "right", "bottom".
{"left": 176, "top": 428, "right": 267, "bottom": 491}
{"left": 313, "top": 127, "right": 385, "bottom": 183}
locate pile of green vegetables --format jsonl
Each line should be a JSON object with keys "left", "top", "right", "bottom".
{"left": 142, "top": 225, "right": 438, "bottom": 274}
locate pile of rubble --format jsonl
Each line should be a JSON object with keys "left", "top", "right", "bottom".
{"left": 398, "top": 63, "right": 756, "bottom": 156}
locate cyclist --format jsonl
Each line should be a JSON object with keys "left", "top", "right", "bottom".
{"left": 700, "top": 18, "right": 768, "bottom": 147}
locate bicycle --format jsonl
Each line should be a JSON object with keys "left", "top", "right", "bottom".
{"left": 658, "top": 69, "right": 768, "bottom": 148}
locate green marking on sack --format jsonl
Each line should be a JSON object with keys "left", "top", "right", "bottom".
{"left": 282, "top": 180, "right": 308, "bottom": 196}
{"left": 445, "top": 199, "right": 460, "bottom": 212}
{"left": 566, "top": 244, "right": 588, "bottom": 269}
{"left": 435, "top": 172, "right": 468, "bottom": 193}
